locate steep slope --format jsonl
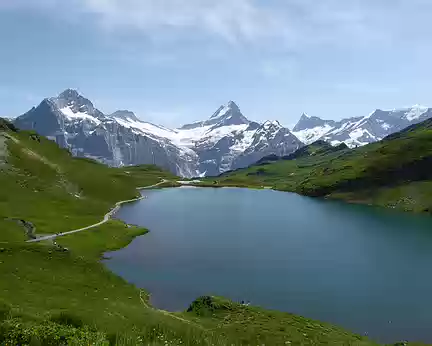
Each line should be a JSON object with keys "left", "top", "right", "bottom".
{"left": 14, "top": 91, "right": 303, "bottom": 177}
{"left": 209, "top": 116, "right": 432, "bottom": 214}
{"left": 292, "top": 105, "right": 431, "bottom": 147}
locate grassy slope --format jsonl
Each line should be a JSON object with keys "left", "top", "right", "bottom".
{"left": 0, "top": 122, "right": 396, "bottom": 345}
{"left": 207, "top": 119, "right": 432, "bottom": 214}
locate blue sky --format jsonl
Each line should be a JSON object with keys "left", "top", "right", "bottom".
{"left": 1, "top": 0, "right": 432, "bottom": 128}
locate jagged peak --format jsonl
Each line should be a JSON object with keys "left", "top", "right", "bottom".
{"left": 262, "top": 120, "right": 282, "bottom": 128}
{"left": 227, "top": 100, "right": 240, "bottom": 109}
{"left": 293, "top": 112, "right": 331, "bottom": 132}
{"left": 53, "top": 88, "right": 94, "bottom": 109}
{"left": 58, "top": 88, "right": 80, "bottom": 99}
{"left": 47, "top": 89, "right": 106, "bottom": 120}
{"left": 210, "top": 101, "right": 240, "bottom": 119}
{"left": 110, "top": 110, "right": 139, "bottom": 122}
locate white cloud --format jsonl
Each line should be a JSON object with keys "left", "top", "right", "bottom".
{"left": 3, "top": 0, "right": 432, "bottom": 50}
{"left": 76, "top": 0, "right": 286, "bottom": 44}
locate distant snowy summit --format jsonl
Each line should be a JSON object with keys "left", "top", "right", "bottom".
{"left": 292, "top": 105, "right": 432, "bottom": 147}
{"left": 13, "top": 90, "right": 302, "bottom": 177}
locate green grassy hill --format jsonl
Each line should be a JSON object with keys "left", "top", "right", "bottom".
{"left": 0, "top": 119, "right": 412, "bottom": 345}
{"left": 207, "top": 118, "right": 432, "bottom": 214}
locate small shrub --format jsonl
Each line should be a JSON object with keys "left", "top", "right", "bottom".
{"left": 50, "top": 312, "right": 84, "bottom": 328}
{"left": 187, "top": 296, "right": 232, "bottom": 317}
{"left": 0, "top": 301, "right": 11, "bottom": 321}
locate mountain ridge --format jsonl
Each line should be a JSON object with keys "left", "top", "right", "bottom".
{"left": 13, "top": 90, "right": 302, "bottom": 177}
{"left": 292, "top": 105, "right": 431, "bottom": 147}
{"left": 12, "top": 89, "right": 432, "bottom": 176}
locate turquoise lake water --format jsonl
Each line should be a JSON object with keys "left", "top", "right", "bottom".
{"left": 105, "top": 187, "right": 432, "bottom": 343}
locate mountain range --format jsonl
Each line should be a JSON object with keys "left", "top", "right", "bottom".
{"left": 13, "top": 90, "right": 302, "bottom": 177}
{"left": 13, "top": 89, "right": 432, "bottom": 176}
{"left": 292, "top": 105, "right": 431, "bottom": 147}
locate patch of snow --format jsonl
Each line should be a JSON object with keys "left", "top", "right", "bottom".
{"left": 404, "top": 105, "right": 428, "bottom": 121}
{"left": 293, "top": 124, "right": 334, "bottom": 144}
{"left": 60, "top": 107, "right": 101, "bottom": 125}
{"left": 344, "top": 128, "right": 377, "bottom": 147}
{"left": 381, "top": 123, "right": 391, "bottom": 130}
{"left": 111, "top": 116, "right": 197, "bottom": 157}
{"left": 188, "top": 124, "right": 249, "bottom": 147}
{"left": 230, "top": 129, "right": 255, "bottom": 152}
{"left": 327, "top": 121, "right": 352, "bottom": 135}
{"left": 174, "top": 125, "right": 213, "bottom": 147}
{"left": 111, "top": 113, "right": 253, "bottom": 158}
{"left": 349, "top": 128, "right": 374, "bottom": 140}
{"left": 113, "top": 116, "right": 176, "bottom": 139}
{"left": 352, "top": 115, "right": 372, "bottom": 129}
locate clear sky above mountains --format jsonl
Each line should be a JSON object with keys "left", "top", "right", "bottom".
{"left": 1, "top": 0, "right": 431, "bottom": 128}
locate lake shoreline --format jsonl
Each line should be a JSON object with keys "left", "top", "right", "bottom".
{"left": 188, "top": 181, "right": 432, "bottom": 216}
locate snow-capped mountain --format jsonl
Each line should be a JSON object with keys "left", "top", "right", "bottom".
{"left": 14, "top": 90, "right": 198, "bottom": 177}
{"left": 292, "top": 105, "right": 432, "bottom": 147}
{"left": 13, "top": 90, "right": 302, "bottom": 177}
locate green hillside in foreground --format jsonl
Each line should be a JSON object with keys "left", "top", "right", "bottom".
{"left": 205, "top": 118, "right": 432, "bottom": 214}
{"left": 0, "top": 119, "right": 417, "bottom": 345}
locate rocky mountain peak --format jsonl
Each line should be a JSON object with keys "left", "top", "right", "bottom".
{"left": 55, "top": 89, "right": 89, "bottom": 106}
{"left": 51, "top": 89, "right": 104, "bottom": 120}
{"left": 58, "top": 88, "right": 80, "bottom": 99}
{"left": 293, "top": 113, "right": 334, "bottom": 132}
{"left": 110, "top": 110, "right": 139, "bottom": 122}
{"left": 262, "top": 120, "right": 282, "bottom": 130}
{"left": 211, "top": 101, "right": 239, "bottom": 117}
{"left": 210, "top": 101, "right": 249, "bottom": 127}
{"left": 227, "top": 100, "right": 240, "bottom": 110}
